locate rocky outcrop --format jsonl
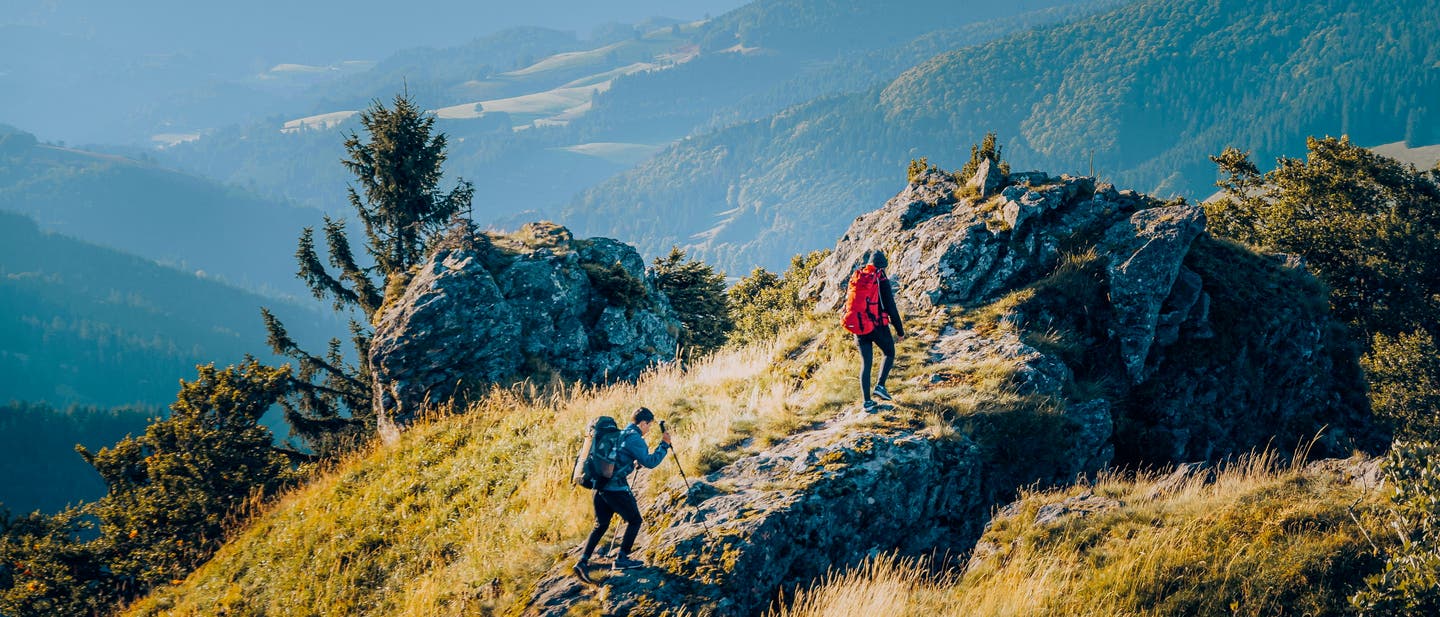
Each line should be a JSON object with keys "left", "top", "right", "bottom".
{"left": 1099, "top": 204, "right": 1209, "bottom": 384}
{"left": 526, "top": 398, "right": 1110, "bottom": 617}
{"left": 370, "top": 222, "right": 680, "bottom": 429}
{"left": 517, "top": 168, "right": 1381, "bottom": 616}
{"left": 806, "top": 170, "right": 1147, "bottom": 312}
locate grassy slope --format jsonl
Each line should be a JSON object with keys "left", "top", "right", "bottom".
{"left": 124, "top": 246, "right": 1385, "bottom": 615}
{"left": 124, "top": 322, "right": 866, "bottom": 615}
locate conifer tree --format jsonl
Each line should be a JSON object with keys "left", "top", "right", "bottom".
{"left": 264, "top": 94, "right": 472, "bottom": 456}
{"left": 651, "top": 247, "right": 732, "bottom": 359}
{"left": 78, "top": 361, "right": 297, "bottom": 593}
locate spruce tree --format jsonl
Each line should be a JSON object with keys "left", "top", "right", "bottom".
{"left": 651, "top": 247, "right": 732, "bottom": 360}
{"left": 264, "top": 94, "right": 473, "bottom": 456}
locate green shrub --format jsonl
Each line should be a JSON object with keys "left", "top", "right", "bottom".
{"left": 0, "top": 508, "right": 114, "bottom": 617}
{"left": 1352, "top": 442, "right": 1440, "bottom": 615}
{"left": 729, "top": 250, "right": 828, "bottom": 348}
{"left": 581, "top": 261, "right": 649, "bottom": 309}
{"left": 907, "top": 157, "right": 940, "bottom": 183}
{"left": 1206, "top": 137, "right": 1440, "bottom": 343}
{"left": 1363, "top": 331, "right": 1440, "bottom": 441}
{"left": 0, "top": 361, "right": 299, "bottom": 615}
{"left": 957, "top": 131, "right": 1011, "bottom": 180}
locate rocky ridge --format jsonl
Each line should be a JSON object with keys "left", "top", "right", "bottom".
{"left": 519, "top": 168, "right": 1382, "bottom": 615}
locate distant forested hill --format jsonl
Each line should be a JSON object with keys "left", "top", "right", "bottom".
{"left": 0, "top": 125, "right": 325, "bottom": 300}
{"left": 564, "top": 0, "right": 1440, "bottom": 274}
{"left": 0, "top": 402, "right": 158, "bottom": 515}
{"left": 154, "top": 1, "right": 1101, "bottom": 224}
{"left": 0, "top": 210, "right": 338, "bottom": 407}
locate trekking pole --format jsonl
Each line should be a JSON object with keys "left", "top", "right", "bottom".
{"left": 661, "top": 421, "right": 714, "bottom": 538}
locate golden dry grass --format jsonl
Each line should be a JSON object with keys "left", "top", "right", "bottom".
{"left": 767, "top": 451, "right": 1391, "bottom": 617}
{"left": 123, "top": 318, "right": 878, "bottom": 616}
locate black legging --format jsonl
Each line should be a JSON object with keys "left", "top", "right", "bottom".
{"left": 582, "top": 489, "right": 643, "bottom": 559}
{"left": 858, "top": 325, "right": 896, "bottom": 400}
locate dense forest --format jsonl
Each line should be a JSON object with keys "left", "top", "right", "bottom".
{"left": 0, "top": 209, "right": 337, "bottom": 511}
{"left": 566, "top": 0, "right": 1440, "bottom": 274}
{"left": 0, "top": 402, "right": 159, "bottom": 515}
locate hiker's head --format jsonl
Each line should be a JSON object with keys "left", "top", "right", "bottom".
{"left": 869, "top": 250, "right": 888, "bottom": 269}
{"left": 633, "top": 407, "right": 656, "bottom": 433}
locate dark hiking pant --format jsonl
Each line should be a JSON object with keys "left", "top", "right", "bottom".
{"left": 582, "top": 489, "right": 643, "bottom": 559}
{"left": 857, "top": 325, "right": 895, "bottom": 400}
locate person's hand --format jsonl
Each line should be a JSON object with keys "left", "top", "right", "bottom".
{"left": 896, "top": 331, "right": 906, "bottom": 341}
{"left": 661, "top": 430, "right": 673, "bottom": 446}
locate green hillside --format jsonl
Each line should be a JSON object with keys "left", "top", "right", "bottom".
{"left": 154, "top": 2, "right": 1101, "bottom": 226}
{"left": 121, "top": 319, "right": 1392, "bottom": 616}
{"left": 0, "top": 126, "right": 326, "bottom": 300}
{"left": 0, "top": 402, "right": 159, "bottom": 515}
{"left": 565, "top": 0, "right": 1440, "bottom": 274}
{"left": 0, "top": 210, "right": 337, "bottom": 408}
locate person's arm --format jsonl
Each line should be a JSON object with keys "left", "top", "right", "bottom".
{"left": 880, "top": 275, "right": 905, "bottom": 337}
{"left": 625, "top": 431, "right": 670, "bottom": 469}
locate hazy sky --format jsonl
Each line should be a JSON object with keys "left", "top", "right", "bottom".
{"left": 5, "top": 1, "right": 752, "bottom": 62}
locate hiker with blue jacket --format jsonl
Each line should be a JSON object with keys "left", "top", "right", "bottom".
{"left": 574, "top": 407, "right": 671, "bottom": 579}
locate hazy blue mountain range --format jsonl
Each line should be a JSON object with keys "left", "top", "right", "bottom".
{"left": 0, "top": 125, "right": 326, "bottom": 300}
{"left": 1, "top": 1, "right": 748, "bottom": 144}
{"left": 0, "top": 207, "right": 335, "bottom": 513}
{"left": 563, "top": 0, "right": 1440, "bottom": 275}
{"left": 151, "top": 1, "right": 1102, "bottom": 228}
{"left": 0, "top": 209, "right": 339, "bottom": 408}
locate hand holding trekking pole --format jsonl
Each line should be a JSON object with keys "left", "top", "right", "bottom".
{"left": 660, "top": 420, "right": 712, "bottom": 537}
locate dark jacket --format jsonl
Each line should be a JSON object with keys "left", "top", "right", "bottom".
{"left": 601, "top": 423, "right": 670, "bottom": 492}
{"left": 843, "top": 268, "right": 905, "bottom": 337}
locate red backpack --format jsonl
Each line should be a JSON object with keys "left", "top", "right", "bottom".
{"left": 843, "top": 264, "right": 889, "bottom": 335}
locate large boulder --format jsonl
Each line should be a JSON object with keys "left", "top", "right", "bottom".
{"left": 371, "top": 222, "right": 681, "bottom": 430}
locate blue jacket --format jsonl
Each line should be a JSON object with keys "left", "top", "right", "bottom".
{"left": 601, "top": 423, "right": 670, "bottom": 492}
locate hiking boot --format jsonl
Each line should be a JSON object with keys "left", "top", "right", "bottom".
{"left": 872, "top": 384, "right": 893, "bottom": 401}
{"left": 611, "top": 555, "right": 645, "bottom": 570}
{"left": 572, "top": 560, "right": 594, "bottom": 584}
{"left": 863, "top": 399, "right": 879, "bottom": 413}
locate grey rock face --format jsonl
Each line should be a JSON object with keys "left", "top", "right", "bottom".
{"left": 806, "top": 172, "right": 1136, "bottom": 314}
{"left": 370, "top": 223, "right": 681, "bottom": 429}
{"left": 370, "top": 248, "right": 522, "bottom": 429}
{"left": 1099, "top": 205, "right": 1208, "bottom": 384}
{"left": 804, "top": 169, "right": 1377, "bottom": 464}
{"left": 967, "top": 158, "right": 1004, "bottom": 197}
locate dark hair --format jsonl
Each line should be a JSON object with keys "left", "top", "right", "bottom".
{"left": 633, "top": 407, "right": 655, "bottom": 424}
{"left": 869, "top": 250, "right": 888, "bottom": 269}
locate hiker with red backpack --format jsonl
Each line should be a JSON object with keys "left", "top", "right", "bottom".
{"left": 573, "top": 407, "right": 671, "bottom": 582}
{"left": 843, "top": 250, "right": 905, "bottom": 413}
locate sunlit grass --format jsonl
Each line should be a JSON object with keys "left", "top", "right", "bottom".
{"left": 123, "top": 317, "right": 868, "bottom": 616}
{"left": 769, "top": 451, "right": 1392, "bottom": 617}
